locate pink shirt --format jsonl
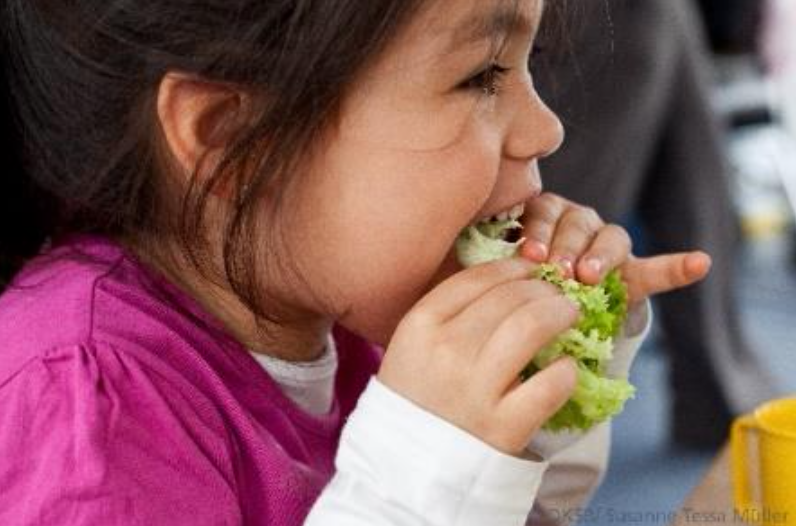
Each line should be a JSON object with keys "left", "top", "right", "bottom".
{"left": 0, "top": 235, "right": 381, "bottom": 525}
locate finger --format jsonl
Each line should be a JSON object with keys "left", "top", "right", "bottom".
{"left": 574, "top": 224, "right": 633, "bottom": 285}
{"left": 547, "top": 205, "right": 603, "bottom": 278}
{"left": 476, "top": 294, "right": 580, "bottom": 392}
{"left": 519, "top": 193, "right": 567, "bottom": 262}
{"left": 411, "top": 257, "right": 538, "bottom": 324}
{"left": 447, "top": 279, "right": 561, "bottom": 348}
{"left": 499, "top": 356, "right": 578, "bottom": 440}
{"left": 622, "top": 251, "right": 712, "bottom": 303}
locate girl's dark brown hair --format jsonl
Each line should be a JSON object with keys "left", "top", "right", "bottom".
{"left": 1, "top": 0, "right": 430, "bottom": 326}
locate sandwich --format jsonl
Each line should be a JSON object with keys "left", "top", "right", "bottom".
{"left": 456, "top": 215, "right": 635, "bottom": 432}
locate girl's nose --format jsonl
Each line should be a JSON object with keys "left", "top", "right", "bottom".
{"left": 504, "top": 84, "right": 565, "bottom": 162}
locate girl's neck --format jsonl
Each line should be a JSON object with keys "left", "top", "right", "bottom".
{"left": 128, "top": 236, "right": 332, "bottom": 363}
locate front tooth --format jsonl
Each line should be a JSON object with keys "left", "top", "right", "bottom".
{"left": 509, "top": 204, "right": 525, "bottom": 220}
{"left": 496, "top": 211, "right": 509, "bottom": 221}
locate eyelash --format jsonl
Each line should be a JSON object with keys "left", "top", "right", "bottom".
{"left": 463, "top": 63, "right": 512, "bottom": 97}
{"left": 461, "top": 45, "right": 545, "bottom": 97}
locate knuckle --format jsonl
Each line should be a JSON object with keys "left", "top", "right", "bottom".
{"left": 525, "top": 219, "right": 554, "bottom": 237}
{"left": 535, "top": 364, "right": 576, "bottom": 410}
{"left": 669, "top": 258, "right": 687, "bottom": 284}
{"left": 513, "top": 386, "right": 561, "bottom": 433}
{"left": 479, "top": 425, "right": 499, "bottom": 446}
{"left": 484, "top": 256, "right": 530, "bottom": 276}
{"left": 558, "top": 211, "right": 599, "bottom": 238}
{"left": 525, "top": 224, "right": 555, "bottom": 245}
{"left": 533, "top": 205, "right": 561, "bottom": 225}
{"left": 487, "top": 428, "right": 522, "bottom": 455}
{"left": 509, "top": 279, "right": 555, "bottom": 301}
{"left": 460, "top": 261, "right": 500, "bottom": 288}
{"left": 478, "top": 415, "right": 525, "bottom": 454}
{"left": 535, "top": 386, "right": 563, "bottom": 416}
{"left": 587, "top": 207, "right": 603, "bottom": 224}
{"left": 443, "top": 334, "right": 472, "bottom": 356}
{"left": 580, "top": 209, "right": 604, "bottom": 230}
{"left": 542, "top": 192, "right": 571, "bottom": 209}
{"left": 569, "top": 218, "right": 598, "bottom": 239}
{"left": 470, "top": 405, "right": 496, "bottom": 435}
{"left": 404, "top": 307, "right": 439, "bottom": 330}
{"left": 606, "top": 223, "right": 633, "bottom": 248}
{"left": 500, "top": 280, "right": 533, "bottom": 302}
{"left": 514, "top": 296, "right": 578, "bottom": 336}
{"left": 538, "top": 192, "right": 562, "bottom": 206}
{"left": 492, "top": 412, "right": 517, "bottom": 437}
{"left": 575, "top": 205, "right": 602, "bottom": 225}
{"left": 532, "top": 279, "right": 561, "bottom": 298}
{"left": 534, "top": 193, "right": 564, "bottom": 217}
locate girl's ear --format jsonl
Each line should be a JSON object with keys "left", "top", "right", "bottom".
{"left": 156, "top": 72, "right": 248, "bottom": 183}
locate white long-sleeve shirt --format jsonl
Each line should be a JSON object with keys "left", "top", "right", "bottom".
{"left": 253, "top": 301, "right": 651, "bottom": 526}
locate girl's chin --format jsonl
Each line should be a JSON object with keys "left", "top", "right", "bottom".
{"left": 341, "top": 245, "right": 464, "bottom": 348}
{"left": 346, "top": 250, "right": 462, "bottom": 348}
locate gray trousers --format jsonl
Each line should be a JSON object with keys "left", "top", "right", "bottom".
{"left": 534, "top": 0, "right": 779, "bottom": 423}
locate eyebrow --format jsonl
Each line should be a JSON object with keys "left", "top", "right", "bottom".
{"left": 446, "top": 3, "right": 539, "bottom": 53}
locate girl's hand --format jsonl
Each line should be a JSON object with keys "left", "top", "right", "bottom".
{"left": 378, "top": 258, "right": 579, "bottom": 456}
{"left": 518, "top": 192, "right": 711, "bottom": 304}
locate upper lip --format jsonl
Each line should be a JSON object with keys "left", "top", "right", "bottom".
{"left": 473, "top": 188, "right": 543, "bottom": 225}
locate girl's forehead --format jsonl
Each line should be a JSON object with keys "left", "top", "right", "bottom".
{"left": 411, "top": 0, "right": 543, "bottom": 55}
{"left": 356, "top": 0, "right": 542, "bottom": 83}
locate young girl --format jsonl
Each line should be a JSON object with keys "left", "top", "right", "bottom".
{"left": 0, "top": 0, "right": 710, "bottom": 524}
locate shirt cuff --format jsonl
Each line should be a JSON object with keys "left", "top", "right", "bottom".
{"left": 605, "top": 298, "right": 652, "bottom": 379}
{"left": 336, "top": 377, "right": 549, "bottom": 526}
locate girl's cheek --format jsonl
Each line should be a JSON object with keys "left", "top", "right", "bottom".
{"left": 448, "top": 123, "right": 504, "bottom": 213}
{"left": 338, "top": 79, "right": 497, "bottom": 154}
{"left": 341, "top": 107, "right": 472, "bottom": 151}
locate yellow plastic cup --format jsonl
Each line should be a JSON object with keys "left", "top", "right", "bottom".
{"left": 732, "top": 397, "right": 796, "bottom": 525}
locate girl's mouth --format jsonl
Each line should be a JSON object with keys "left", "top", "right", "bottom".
{"left": 455, "top": 203, "right": 526, "bottom": 267}
{"left": 473, "top": 202, "right": 525, "bottom": 226}
{"left": 472, "top": 202, "right": 526, "bottom": 242}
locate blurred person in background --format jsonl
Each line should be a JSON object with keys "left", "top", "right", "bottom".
{"left": 694, "top": 0, "right": 763, "bottom": 55}
{"left": 532, "top": 0, "right": 781, "bottom": 449}
{"left": 762, "top": 0, "right": 796, "bottom": 262}
{"left": 762, "top": 0, "right": 796, "bottom": 135}
{"left": 699, "top": 0, "right": 796, "bottom": 248}
{"left": 762, "top": 0, "right": 796, "bottom": 139}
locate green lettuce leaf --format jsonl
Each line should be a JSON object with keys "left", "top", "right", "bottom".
{"left": 455, "top": 219, "right": 525, "bottom": 268}
{"left": 528, "top": 264, "right": 635, "bottom": 432}
{"left": 455, "top": 218, "right": 635, "bottom": 432}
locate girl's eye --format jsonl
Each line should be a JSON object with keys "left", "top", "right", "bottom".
{"left": 460, "top": 63, "right": 512, "bottom": 97}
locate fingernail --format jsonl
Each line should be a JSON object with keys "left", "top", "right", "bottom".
{"left": 584, "top": 257, "right": 603, "bottom": 275}
{"left": 524, "top": 240, "right": 548, "bottom": 261}
{"left": 552, "top": 256, "right": 574, "bottom": 276}
{"left": 566, "top": 298, "right": 582, "bottom": 320}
